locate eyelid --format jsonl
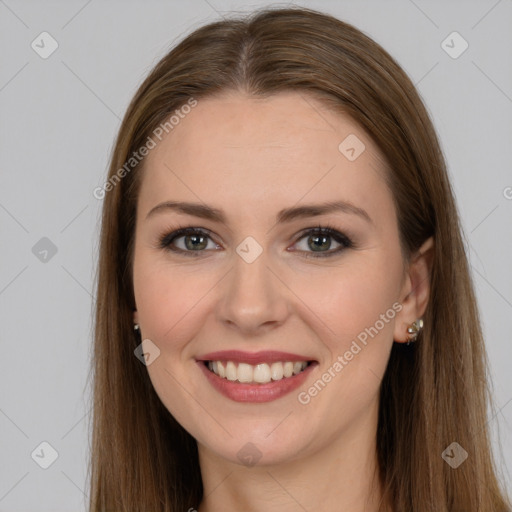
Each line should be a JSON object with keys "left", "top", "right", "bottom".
{"left": 291, "top": 224, "right": 353, "bottom": 259}
{"left": 158, "top": 225, "right": 217, "bottom": 249}
{"left": 293, "top": 223, "right": 352, "bottom": 246}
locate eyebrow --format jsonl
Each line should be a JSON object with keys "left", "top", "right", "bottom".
{"left": 145, "top": 200, "right": 373, "bottom": 225}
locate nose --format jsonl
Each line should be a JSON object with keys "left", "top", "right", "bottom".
{"left": 217, "top": 245, "right": 290, "bottom": 335}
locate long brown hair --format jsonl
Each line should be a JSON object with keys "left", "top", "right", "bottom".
{"left": 87, "top": 6, "right": 511, "bottom": 511}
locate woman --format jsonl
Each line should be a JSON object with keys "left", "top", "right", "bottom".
{"left": 88, "top": 6, "right": 511, "bottom": 511}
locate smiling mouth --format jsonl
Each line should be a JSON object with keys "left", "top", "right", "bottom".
{"left": 204, "top": 360, "right": 312, "bottom": 384}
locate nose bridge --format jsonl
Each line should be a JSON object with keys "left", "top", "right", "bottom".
{"left": 219, "top": 236, "right": 289, "bottom": 331}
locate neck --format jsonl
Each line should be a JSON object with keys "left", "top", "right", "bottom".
{"left": 197, "top": 399, "right": 390, "bottom": 512}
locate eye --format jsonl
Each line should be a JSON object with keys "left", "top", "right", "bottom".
{"left": 158, "top": 224, "right": 354, "bottom": 258}
{"left": 159, "top": 227, "right": 219, "bottom": 256}
{"left": 291, "top": 224, "right": 353, "bottom": 259}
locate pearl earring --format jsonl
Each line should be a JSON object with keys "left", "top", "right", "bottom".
{"left": 406, "top": 319, "right": 423, "bottom": 345}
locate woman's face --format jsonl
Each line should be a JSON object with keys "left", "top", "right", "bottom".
{"left": 132, "top": 90, "right": 413, "bottom": 466}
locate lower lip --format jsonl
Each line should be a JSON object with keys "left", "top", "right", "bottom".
{"left": 197, "top": 361, "right": 316, "bottom": 403}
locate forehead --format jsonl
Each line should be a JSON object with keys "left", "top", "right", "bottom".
{"left": 138, "top": 90, "right": 393, "bottom": 228}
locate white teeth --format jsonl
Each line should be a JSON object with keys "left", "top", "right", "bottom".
{"left": 270, "top": 362, "right": 283, "bottom": 380}
{"left": 253, "top": 363, "right": 271, "bottom": 383}
{"left": 226, "top": 361, "right": 237, "bottom": 381}
{"left": 206, "top": 360, "right": 310, "bottom": 384}
{"left": 283, "top": 362, "right": 294, "bottom": 378}
{"left": 237, "top": 363, "right": 253, "bottom": 383}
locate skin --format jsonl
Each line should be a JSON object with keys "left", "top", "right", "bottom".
{"left": 132, "top": 90, "right": 434, "bottom": 512}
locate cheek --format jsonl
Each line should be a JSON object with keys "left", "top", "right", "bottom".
{"left": 294, "top": 257, "right": 402, "bottom": 345}
{"left": 132, "top": 255, "right": 212, "bottom": 424}
{"left": 291, "top": 251, "right": 403, "bottom": 412}
{"left": 132, "top": 253, "right": 216, "bottom": 354}
{"left": 292, "top": 263, "right": 401, "bottom": 422}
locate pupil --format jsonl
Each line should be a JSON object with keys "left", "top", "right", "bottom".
{"left": 310, "top": 234, "right": 330, "bottom": 251}
{"left": 186, "top": 235, "right": 206, "bottom": 250}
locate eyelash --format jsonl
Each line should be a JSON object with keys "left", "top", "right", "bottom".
{"left": 157, "top": 223, "right": 354, "bottom": 259}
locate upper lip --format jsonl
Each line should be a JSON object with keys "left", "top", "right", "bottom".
{"left": 196, "top": 350, "right": 316, "bottom": 365}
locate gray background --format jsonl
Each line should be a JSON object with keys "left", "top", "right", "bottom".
{"left": 1, "top": 0, "right": 511, "bottom": 510}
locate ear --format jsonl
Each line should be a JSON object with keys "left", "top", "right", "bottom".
{"left": 393, "top": 236, "right": 434, "bottom": 343}
{"left": 133, "top": 309, "right": 139, "bottom": 325}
